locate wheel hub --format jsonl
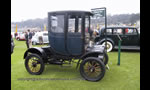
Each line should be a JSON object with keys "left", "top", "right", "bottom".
{"left": 32, "top": 62, "right": 37, "bottom": 67}
{"left": 107, "top": 44, "right": 110, "bottom": 49}
{"left": 89, "top": 67, "right": 95, "bottom": 73}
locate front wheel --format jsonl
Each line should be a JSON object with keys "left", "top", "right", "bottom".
{"left": 25, "top": 54, "right": 45, "bottom": 75}
{"left": 80, "top": 57, "right": 105, "bottom": 82}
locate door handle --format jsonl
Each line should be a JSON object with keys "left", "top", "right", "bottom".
{"left": 117, "top": 34, "right": 122, "bottom": 41}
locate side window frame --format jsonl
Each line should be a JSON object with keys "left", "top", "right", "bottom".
{"left": 106, "top": 28, "right": 112, "bottom": 35}
{"left": 50, "top": 14, "right": 65, "bottom": 33}
{"left": 113, "top": 28, "right": 123, "bottom": 35}
{"left": 125, "top": 28, "right": 138, "bottom": 35}
{"left": 68, "top": 15, "right": 82, "bottom": 34}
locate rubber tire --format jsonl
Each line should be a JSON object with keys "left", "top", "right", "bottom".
{"left": 99, "top": 52, "right": 109, "bottom": 65}
{"left": 102, "top": 41, "right": 113, "bottom": 52}
{"left": 80, "top": 57, "right": 105, "bottom": 82}
{"left": 25, "top": 53, "right": 45, "bottom": 75}
{"left": 104, "top": 52, "right": 109, "bottom": 65}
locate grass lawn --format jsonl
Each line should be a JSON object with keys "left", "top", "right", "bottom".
{"left": 11, "top": 39, "right": 140, "bottom": 90}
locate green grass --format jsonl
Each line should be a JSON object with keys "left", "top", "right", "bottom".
{"left": 11, "top": 39, "right": 140, "bottom": 90}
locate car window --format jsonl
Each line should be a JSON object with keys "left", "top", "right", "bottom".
{"left": 68, "top": 15, "right": 82, "bottom": 33}
{"left": 51, "top": 15, "right": 64, "bottom": 33}
{"left": 113, "top": 29, "right": 123, "bottom": 35}
{"left": 125, "top": 28, "right": 137, "bottom": 35}
{"left": 106, "top": 29, "right": 112, "bottom": 35}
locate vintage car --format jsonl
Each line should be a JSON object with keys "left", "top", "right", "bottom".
{"left": 16, "top": 32, "right": 26, "bottom": 41}
{"left": 23, "top": 11, "right": 109, "bottom": 82}
{"left": 95, "top": 26, "right": 140, "bottom": 52}
{"left": 31, "top": 31, "right": 49, "bottom": 45}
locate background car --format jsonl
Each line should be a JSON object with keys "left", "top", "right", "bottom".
{"left": 11, "top": 32, "right": 15, "bottom": 38}
{"left": 11, "top": 35, "right": 15, "bottom": 54}
{"left": 32, "top": 31, "right": 49, "bottom": 45}
{"left": 95, "top": 26, "right": 140, "bottom": 52}
{"left": 16, "top": 32, "right": 26, "bottom": 41}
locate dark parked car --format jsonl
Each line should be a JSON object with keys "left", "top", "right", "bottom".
{"left": 11, "top": 35, "right": 15, "bottom": 54}
{"left": 95, "top": 26, "right": 140, "bottom": 52}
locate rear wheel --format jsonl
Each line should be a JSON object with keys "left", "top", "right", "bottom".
{"left": 80, "top": 57, "right": 105, "bottom": 82}
{"left": 102, "top": 41, "right": 113, "bottom": 52}
{"left": 25, "top": 54, "right": 45, "bottom": 75}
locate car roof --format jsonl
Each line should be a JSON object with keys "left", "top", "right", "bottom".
{"left": 101, "top": 26, "right": 137, "bottom": 30}
{"left": 48, "top": 10, "right": 93, "bottom": 16}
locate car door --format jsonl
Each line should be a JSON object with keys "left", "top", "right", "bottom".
{"left": 112, "top": 28, "right": 127, "bottom": 45}
{"left": 124, "top": 28, "right": 139, "bottom": 46}
{"left": 67, "top": 14, "right": 84, "bottom": 55}
{"left": 48, "top": 14, "right": 68, "bottom": 54}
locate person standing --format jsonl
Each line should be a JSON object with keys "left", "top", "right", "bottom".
{"left": 25, "top": 31, "right": 29, "bottom": 48}
{"left": 25, "top": 29, "right": 32, "bottom": 49}
{"left": 28, "top": 29, "right": 33, "bottom": 48}
{"left": 38, "top": 32, "right": 43, "bottom": 45}
{"left": 32, "top": 30, "right": 35, "bottom": 36}
{"left": 14, "top": 32, "right": 18, "bottom": 39}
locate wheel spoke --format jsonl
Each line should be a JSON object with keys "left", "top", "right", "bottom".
{"left": 88, "top": 62, "right": 92, "bottom": 67}
{"left": 95, "top": 68, "right": 101, "bottom": 72}
{"left": 84, "top": 68, "right": 89, "bottom": 72}
{"left": 36, "top": 64, "right": 41, "bottom": 72}
{"left": 33, "top": 67, "right": 36, "bottom": 72}
{"left": 93, "top": 62, "right": 98, "bottom": 67}
{"left": 30, "top": 67, "right": 34, "bottom": 72}
{"left": 34, "top": 67, "right": 38, "bottom": 72}
{"left": 83, "top": 60, "right": 103, "bottom": 78}
{"left": 87, "top": 72, "right": 92, "bottom": 77}
{"left": 95, "top": 65, "right": 101, "bottom": 68}
{"left": 91, "top": 61, "right": 94, "bottom": 66}
{"left": 94, "top": 71, "right": 100, "bottom": 76}
{"left": 27, "top": 56, "right": 42, "bottom": 73}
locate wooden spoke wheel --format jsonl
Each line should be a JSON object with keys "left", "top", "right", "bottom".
{"left": 25, "top": 54, "right": 45, "bottom": 75}
{"left": 80, "top": 57, "right": 105, "bottom": 82}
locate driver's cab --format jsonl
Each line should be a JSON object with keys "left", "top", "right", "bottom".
{"left": 48, "top": 11, "right": 93, "bottom": 56}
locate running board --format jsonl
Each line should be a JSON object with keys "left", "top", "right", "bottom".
{"left": 114, "top": 46, "right": 140, "bottom": 50}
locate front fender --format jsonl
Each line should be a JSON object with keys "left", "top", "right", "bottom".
{"left": 80, "top": 51, "right": 104, "bottom": 60}
{"left": 23, "top": 47, "right": 47, "bottom": 60}
{"left": 96, "top": 38, "right": 115, "bottom": 46}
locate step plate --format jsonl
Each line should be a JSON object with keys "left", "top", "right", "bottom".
{"left": 114, "top": 46, "right": 140, "bottom": 50}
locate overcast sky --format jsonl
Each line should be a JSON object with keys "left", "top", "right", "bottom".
{"left": 11, "top": 0, "right": 140, "bottom": 22}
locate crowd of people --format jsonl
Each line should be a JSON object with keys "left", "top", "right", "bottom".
{"left": 14, "top": 30, "right": 44, "bottom": 49}
{"left": 13, "top": 25, "right": 101, "bottom": 49}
